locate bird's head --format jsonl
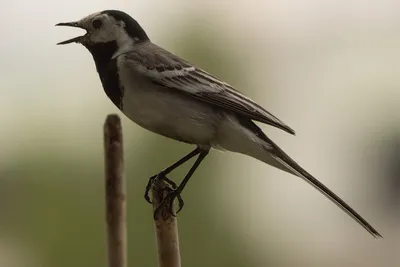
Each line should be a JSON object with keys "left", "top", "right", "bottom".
{"left": 56, "top": 10, "right": 149, "bottom": 50}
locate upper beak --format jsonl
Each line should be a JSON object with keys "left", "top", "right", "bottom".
{"left": 55, "top": 21, "right": 85, "bottom": 45}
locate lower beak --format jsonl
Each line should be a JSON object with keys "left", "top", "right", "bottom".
{"left": 56, "top": 22, "right": 85, "bottom": 45}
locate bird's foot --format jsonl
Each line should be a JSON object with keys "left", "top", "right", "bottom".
{"left": 153, "top": 189, "right": 184, "bottom": 220}
{"left": 144, "top": 172, "right": 182, "bottom": 204}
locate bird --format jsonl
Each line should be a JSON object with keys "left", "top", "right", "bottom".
{"left": 56, "top": 10, "right": 381, "bottom": 237}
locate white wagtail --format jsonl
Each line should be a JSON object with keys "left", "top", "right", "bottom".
{"left": 56, "top": 10, "right": 381, "bottom": 237}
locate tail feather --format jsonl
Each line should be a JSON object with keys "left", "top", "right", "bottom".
{"left": 269, "top": 146, "right": 382, "bottom": 238}
{"left": 239, "top": 118, "right": 382, "bottom": 237}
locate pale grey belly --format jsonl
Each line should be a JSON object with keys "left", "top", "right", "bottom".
{"left": 121, "top": 83, "right": 222, "bottom": 145}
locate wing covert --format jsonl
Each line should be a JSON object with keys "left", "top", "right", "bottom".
{"left": 122, "top": 44, "right": 295, "bottom": 134}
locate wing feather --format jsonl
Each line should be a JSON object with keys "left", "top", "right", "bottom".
{"left": 122, "top": 44, "right": 295, "bottom": 134}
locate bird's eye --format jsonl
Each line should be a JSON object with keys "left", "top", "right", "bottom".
{"left": 92, "top": 19, "right": 103, "bottom": 29}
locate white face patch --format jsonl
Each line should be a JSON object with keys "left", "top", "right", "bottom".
{"left": 78, "top": 12, "right": 133, "bottom": 48}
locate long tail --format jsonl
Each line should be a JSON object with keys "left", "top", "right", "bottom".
{"left": 241, "top": 120, "right": 382, "bottom": 237}
{"left": 269, "top": 143, "right": 381, "bottom": 237}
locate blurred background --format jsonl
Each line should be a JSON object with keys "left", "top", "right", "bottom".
{"left": 0, "top": 0, "right": 399, "bottom": 266}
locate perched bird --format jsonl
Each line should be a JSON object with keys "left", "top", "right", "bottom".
{"left": 56, "top": 10, "right": 381, "bottom": 237}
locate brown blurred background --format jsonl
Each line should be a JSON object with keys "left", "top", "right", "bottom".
{"left": 0, "top": 1, "right": 399, "bottom": 266}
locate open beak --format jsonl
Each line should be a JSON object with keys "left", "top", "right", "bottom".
{"left": 55, "top": 22, "right": 85, "bottom": 45}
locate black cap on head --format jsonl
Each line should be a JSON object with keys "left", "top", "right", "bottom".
{"left": 102, "top": 10, "right": 149, "bottom": 42}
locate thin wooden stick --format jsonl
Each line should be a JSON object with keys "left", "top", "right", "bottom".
{"left": 152, "top": 180, "right": 182, "bottom": 267}
{"left": 104, "top": 114, "right": 127, "bottom": 267}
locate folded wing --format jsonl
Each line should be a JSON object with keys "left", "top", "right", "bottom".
{"left": 122, "top": 44, "right": 295, "bottom": 134}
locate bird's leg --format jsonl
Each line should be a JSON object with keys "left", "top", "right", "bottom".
{"left": 144, "top": 147, "right": 201, "bottom": 203}
{"left": 154, "top": 149, "right": 209, "bottom": 219}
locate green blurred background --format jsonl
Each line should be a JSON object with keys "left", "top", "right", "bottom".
{"left": 0, "top": 1, "right": 399, "bottom": 267}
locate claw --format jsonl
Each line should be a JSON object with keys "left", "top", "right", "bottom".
{"left": 176, "top": 195, "right": 184, "bottom": 214}
{"left": 144, "top": 175, "right": 156, "bottom": 204}
{"left": 144, "top": 172, "right": 178, "bottom": 204}
{"left": 153, "top": 190, "right": 185, "bottom": 220}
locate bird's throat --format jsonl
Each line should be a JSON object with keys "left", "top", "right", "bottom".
{"left": 85, "top": 41, "right": 118, "bottom": 70}
{"left": 85, "top": 41, "right": 124, "bottom": 109}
